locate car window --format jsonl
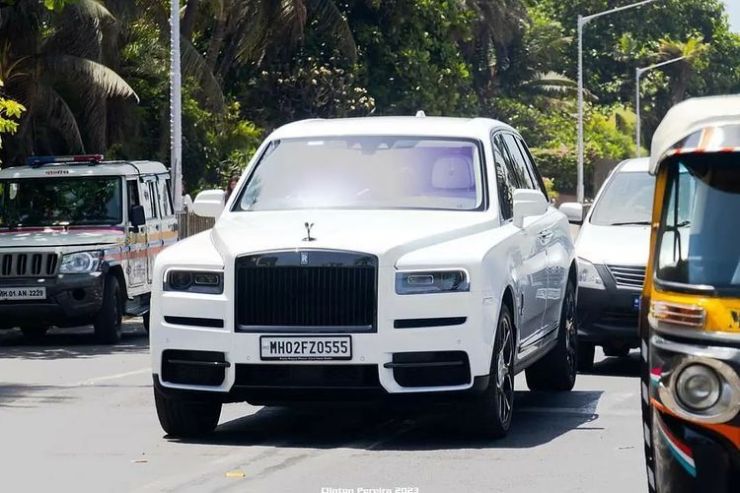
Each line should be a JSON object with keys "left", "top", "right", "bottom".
{"left": 127, "top": 180, "right": 140, "bottom": 209}
{"left": 590, "top": 170, "right": 655, "bottom": 226}
{"left": 492, "top": 134, "right": 515, "bottom": 220}
{"left": 143, "top": 180, "right": 158, "bottom": 219}
{"left": 514, "top": 137, "right": 548, "bottom": 198}
{"left": 501, "top": 133, "right": 536, "bottom": 190}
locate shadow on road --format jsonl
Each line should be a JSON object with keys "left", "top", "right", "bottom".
{"left": 175, "top": 389, "right": 603, "bottom": 451}
{"left": 0, "top": 383, "right": 78, "bottom": 408}
{"left": 583, "top": 352, "right": 641, "bottom": 378}
{"left": 0, "top": 321, "right": 148, "bottom": 360}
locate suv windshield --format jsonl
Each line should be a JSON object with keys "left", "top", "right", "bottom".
{"left": 0, "top": 176, "right": 123, "bottom": 228}
{"left": 656, "top": 155, "right": 740, "bottom": 295}
{"left": 234, "top": 137, "right": 484, "bottom": 211}
{"left": 590, "top": 170, "right": 655, "bottom": 226}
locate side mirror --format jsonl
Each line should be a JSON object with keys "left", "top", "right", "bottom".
{"left": 512, "top": 189, "right": 548, "bottom": 229}
{"left": 559, "top": 202, "right": 584, "bottom": 225}
{"left": 129, "top": 204, "right": 146, "bottom": 227}
{"left": 193, "top": 189, "right": 226, "bottom": 218}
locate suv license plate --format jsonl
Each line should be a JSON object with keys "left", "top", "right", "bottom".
{"left": 0, "top": 287, "right": 46, "bottom": 301}
{"left": 260, "top": 336, "right": 352, "bottom": 361}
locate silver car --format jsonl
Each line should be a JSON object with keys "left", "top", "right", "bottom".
{"left": 560, "top": 158, "right": 654, "bottom": 371}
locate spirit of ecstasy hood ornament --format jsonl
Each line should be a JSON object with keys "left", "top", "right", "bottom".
{"left": 303, "top": 222, "right": 316, "bottom": 242}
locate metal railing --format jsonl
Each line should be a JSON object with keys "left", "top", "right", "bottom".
{"left": 177, "top": 212, "right": 215, "bottom": 239}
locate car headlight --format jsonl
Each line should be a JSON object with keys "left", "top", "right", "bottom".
{"left": 165, "top": 270, "right": 223, "bottom": 294}
{"left": 577, "top": 258, "right": 605, "bottom": 290}
{"left": 59, "top": 251, "right": 103, "bottom": 274}
{"left": 675, "top": 364, "right": 722, "bottom": 411}
{"left": 395, "top": 270, "right": 469, "bottom": 295}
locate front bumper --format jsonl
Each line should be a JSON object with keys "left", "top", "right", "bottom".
{"left": 649, "top": 332, "right": 740, "bottom": 491}
{"left": 578, "top": 285, "right": 641, "bottom": 347}
{"left": 0, "top": 273, "right": 105, "bottom": 328}
{"left": 151, "top": 281, "right": 497, "bottom": 402}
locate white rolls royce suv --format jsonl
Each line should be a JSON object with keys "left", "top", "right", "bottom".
{"left": 151, "top": 116, "right": 578, "bottom": 439}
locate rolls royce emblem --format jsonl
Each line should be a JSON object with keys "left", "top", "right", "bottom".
{"left": 303, "top": 222, "right": 316, "bottom": 242}
{"left": 300, "top": 252, "right": 309, "bottom": 265}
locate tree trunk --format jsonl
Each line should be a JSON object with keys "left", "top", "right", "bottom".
{"left": 205, "top": 11, "right": 227, "bottom": 74}
{"left": 181, "top": 0, "right": 199, "bottom": 42}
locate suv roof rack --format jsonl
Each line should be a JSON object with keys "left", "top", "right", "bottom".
{"left": 26, "top": 154, "right": 105, "bottom": 168}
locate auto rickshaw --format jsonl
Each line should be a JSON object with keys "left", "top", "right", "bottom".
{"left": 641, "top": 95, "right": 740, "bottom": 492}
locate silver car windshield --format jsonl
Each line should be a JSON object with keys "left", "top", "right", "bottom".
{"left": 233, "top": 137, "right": 484, "bottom": 212}
{"left": 590, "top": 171, "right": 655, "bottom": 226}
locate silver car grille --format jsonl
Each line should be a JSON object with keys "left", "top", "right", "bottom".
{"left": 607, "top": 264, "right": 646, "bottom": 289}
{"left": 0, "top": 252, "right": 59, "bottom": 278}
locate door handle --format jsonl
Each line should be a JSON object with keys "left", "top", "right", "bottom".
{"left": 538, "top": 230, "right": 553, "bottom": 242}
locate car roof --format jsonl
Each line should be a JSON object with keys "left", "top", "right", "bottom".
{"left": 269, "top": 116, "right": 515, "bottom": 140}
{"left": 617, "top": 158, "right": 650, "bottom": 173}
{"left": 649, "top": 95, "right": 740, "bottom": 174}
{"left": 0, "top": 160, "right": 168, "bottom": 179}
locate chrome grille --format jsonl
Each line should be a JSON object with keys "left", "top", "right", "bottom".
{"left": 607, "top": 264, "right": 646, "bottom": 289}
{"left": 0, "top": 252, "right": 58, "bottom": 278}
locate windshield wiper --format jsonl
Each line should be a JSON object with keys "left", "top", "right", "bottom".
{"left": 609, "top": 220, "right": 651, "bottom": 226}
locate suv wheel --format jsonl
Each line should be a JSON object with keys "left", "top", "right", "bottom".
{"left": 154, "top": 385, "right": 222, "bottom": 438}
{"left": 21, "top": 326, "right": 48, "bottom": 341}
{"left": 466, "top": 303, "right": 515, "bottom": 439}
{"left": 94, "top": 275, "right": 123, "bottom": 344}
{"left": 525, "top": 280, "right": 578, "bottom": 391}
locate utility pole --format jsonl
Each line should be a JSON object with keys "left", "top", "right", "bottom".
{"left": 576, "top": 0, "right": 660, "bottom": 202}
{"left": 170, "top": 0, "right": 183, "bottom": 213}
{"left": 635, "top": 56, "right": 686, "bottom": 157}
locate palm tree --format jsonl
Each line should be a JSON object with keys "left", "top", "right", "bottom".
{"left": 658, "top": 36, "right": 708, "bottom": 104}
{"left": 0, "top": 0, "right": 137, "bottom": 163}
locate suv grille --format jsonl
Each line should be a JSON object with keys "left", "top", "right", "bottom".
{"left": 0, "top": 252, "right": 58, "bottom": 278}
{"left": 607, "top": 265, "right": 646, "bottom": 289}
{"left": 235, "top": 251, "right": 377, "bottom": 332}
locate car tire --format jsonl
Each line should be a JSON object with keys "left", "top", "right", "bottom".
{"left": 94, "top": 275, "right": 123, "bottom": 344}
{"left": 577, "top": 342, "right": 595, "bottom": 372}
{"left": 20, "top": 326, "right": 48, "bottom": 341}
{"left": 525, "top": 280, "right": 578, "bottom": 391}
{"left": 466, "top": 303, "right": 515, "bottom": 439}
{"left": 142, "top": 312, "right": 150, "bottom": 334}
{"left": 154, "top": 385, "right": 222, "bottom": 438}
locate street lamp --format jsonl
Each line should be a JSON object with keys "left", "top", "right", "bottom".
{"left": 170, "top": 0, "right": 183, "bottom": 213}
{"left": 635, "top": 56, "right": 686, "bottom": 157}
{"left": 576, "top": 0, "right": 660, "bottom": 202}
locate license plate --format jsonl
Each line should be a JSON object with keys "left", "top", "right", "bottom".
{"left": 260, "top": 336, "right": 352, "bottom": 361}
{"left": 0, "top": 287, "right": 46, "bottom": 301}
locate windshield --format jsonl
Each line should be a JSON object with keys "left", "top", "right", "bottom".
{"left": 655, "top": 155, "right": 740, "bottom": 295}
{"left": 0, "top": 176, "right": 123, "bottom": 228}
{"left": 590, "top": 170, "right": 655, "bottom": 226}
{"left": 233, "top": 137, "right": 484, "bottom": 211}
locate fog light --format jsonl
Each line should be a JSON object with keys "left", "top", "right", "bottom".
{"left": 675, "top": 364, "right": 721, "bottom": 411}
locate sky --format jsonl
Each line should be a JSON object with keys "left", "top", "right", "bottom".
{"left": 725, "top": 0, "right": 740, "bottom": 32}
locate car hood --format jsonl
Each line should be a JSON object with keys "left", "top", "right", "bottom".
{"left": 576, "top": 222, "right": 650, "bottom": 266}
{"left": 211, "top": 210, "right": 496, "bottom": 266}
{"left": 0, "top": 227, "right": 125, "bottom": 250}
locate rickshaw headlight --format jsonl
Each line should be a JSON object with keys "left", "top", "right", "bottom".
{"left": 675, "top": 363, "right": 722, "bottom": 411}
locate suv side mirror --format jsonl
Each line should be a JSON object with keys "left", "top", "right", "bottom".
{"left": 193, "top": 189, "right": 226, "bottom": 218}
{"left": 559, "top": 202, "right": 584, "bottom": 225}
{"left": 512, "top": 189, "right": 548, "bottom": 229}
{"left": 129, "top": 204, "right": 146, "bottom": 227}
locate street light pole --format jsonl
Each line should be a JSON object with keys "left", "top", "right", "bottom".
{"left": 576, "top": 0, "right": 660, "bottom": 202}
{"left": 635, "top": 56, "right": 686, "bottom": 157}
{"left": 170, "top": 0, "right": 183, "bottom": 213}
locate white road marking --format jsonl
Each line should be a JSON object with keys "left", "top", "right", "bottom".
{"left": 69, "top": 367, "right": 151, "bottom": 387}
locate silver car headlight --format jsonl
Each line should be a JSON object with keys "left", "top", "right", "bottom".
{"left": 395, "top": 270, "right": 470, "bottom": 295}
{"left": 59, "top": 251, "right": 103, "bottom": 274}
{"left": 577, "top": 257, "right": 605, "bottom": 290}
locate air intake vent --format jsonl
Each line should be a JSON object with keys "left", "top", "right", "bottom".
{"left": 607, "top": 265, "right": 646, "bottom": 289}
{"left": 0, "top": 252, "right": 59, "bottom": 278}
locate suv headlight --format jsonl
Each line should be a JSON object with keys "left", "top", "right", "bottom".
{"left": 577, "top": 258, "right": 605, "bottom": 290}
{"left": 59, "top": 251, "right": 103, "bottom": 274}
{"left": 396, "top": 270, "right": 469, "bottom": 295}
{"left": 165, "top": 270, "right": 223, "bottom": 294}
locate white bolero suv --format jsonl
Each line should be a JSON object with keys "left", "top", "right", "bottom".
{"left": 151, "top": 116, "right": 578, "bottom": 439}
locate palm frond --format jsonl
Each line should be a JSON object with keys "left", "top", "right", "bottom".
{"left": 43, "top": 54, "right": 139, "bottom": 102}
{"left": 307, "top": 0, "right": 356, "bottom": 61}
{"left": 181, "top": 37, "right": 226, "bottom": 112}
{"left": 36, "top": 84, "right": 85, "bottom": 152}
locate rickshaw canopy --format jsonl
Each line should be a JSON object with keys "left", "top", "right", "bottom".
{"left": 649, "top": 95, "right": 740, "bottom": 175}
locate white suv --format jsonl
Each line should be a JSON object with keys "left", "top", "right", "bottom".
{"left": 151, "top": 116, "right": 578, "bottom": 439}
